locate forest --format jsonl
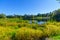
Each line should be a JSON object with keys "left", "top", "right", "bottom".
{"left": 0, "top": 9, "right": 60, "bottom": 21}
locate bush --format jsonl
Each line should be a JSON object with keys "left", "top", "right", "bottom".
{"left": 43, "top": 22, "right": 60, "bottom": 37}
{"left": 15, "top": 27, "right": 43, "bottom": 40}
{"left": 0, "top": 27, "right": 16, "bottom": 40}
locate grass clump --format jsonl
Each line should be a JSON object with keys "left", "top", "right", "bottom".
{"left": 43, "top": 22, "right": 60, "bottom": 37}
{"left": 0, "top": 27, "right": 16, "bottom": 40}
{"left": 15, "top": 27, "right": 43, "bottom": 40}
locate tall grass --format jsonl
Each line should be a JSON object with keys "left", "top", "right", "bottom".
{"left": 0, "top": 19, "right": 60, "bottom": 40}
{"left": 15, "top": 27, "right": 43, "bottom": 40}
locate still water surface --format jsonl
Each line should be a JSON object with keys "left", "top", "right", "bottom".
{"left": 30, "top": 20, "right": 45, "bottom": 24}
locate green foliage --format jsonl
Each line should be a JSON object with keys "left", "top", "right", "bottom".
{"left": 0, "top": 27, "right": 16, "bottom": 40}
{"left": 52, "top": 9, "right": 60, "bottom": 21}
{"left": 0, "top": 18, "right": 60, "bottom": 40}
{"left": 15, "top": 27, "right": 43, "bottom": 40}
{"left": 0, "top": 14, "right": 6, "bottom": 18}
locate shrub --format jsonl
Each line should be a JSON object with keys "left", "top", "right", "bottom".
{"left": 43, "top": 23, "right": 60, "bottom": 37}
{"left": 15, "top": 27, "right": 43, "bottom": 40}
{"left": 0, "top": 27, "right": 16, "bottom": 40}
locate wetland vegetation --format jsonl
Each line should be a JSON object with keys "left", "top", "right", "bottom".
{"left": 0, "top": 9, "right": 60, "bottom": 40}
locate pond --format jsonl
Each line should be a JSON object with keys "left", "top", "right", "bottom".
{"left": 29, "top": 20, "right": 45, "bottom": 24}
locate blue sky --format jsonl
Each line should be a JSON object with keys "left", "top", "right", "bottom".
{"left": 0, "top": 0, "right": 60, "bottom": 15}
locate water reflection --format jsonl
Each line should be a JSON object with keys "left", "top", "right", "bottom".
{"left": 29, "top": 20, "right": 45, "bottom": 24}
